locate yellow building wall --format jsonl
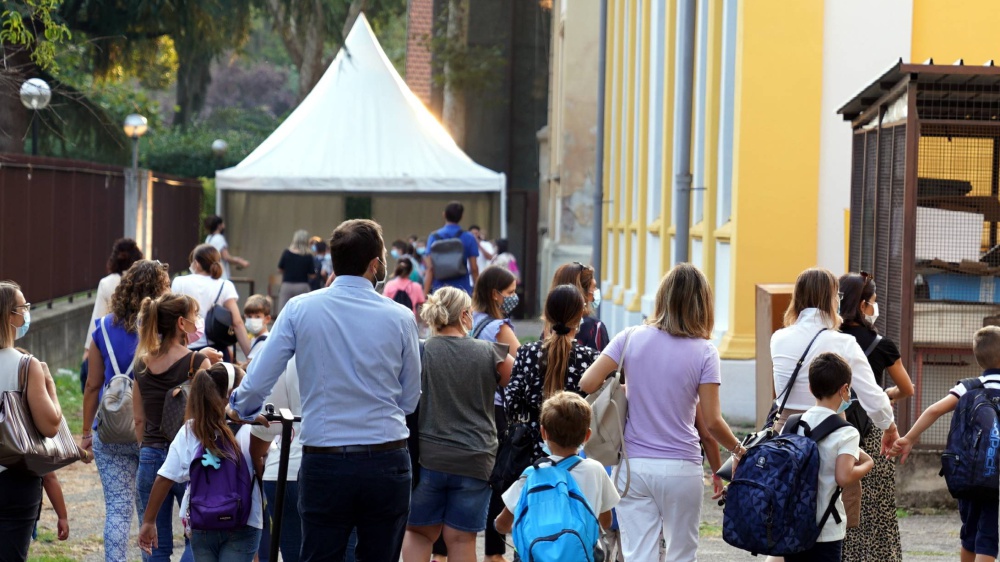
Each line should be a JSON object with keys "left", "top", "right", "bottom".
{"left": 911, "top": 1, "right": 1000, "bottom": 64}
{"left": 718, "top": 0, "right": 825, "bottom": 358}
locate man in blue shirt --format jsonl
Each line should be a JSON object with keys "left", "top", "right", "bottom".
{"left": 423, "top": 201, "right": 480, "bottom": 295}
{"left": 229, "top": 219, "right": 421, "bottom": 562}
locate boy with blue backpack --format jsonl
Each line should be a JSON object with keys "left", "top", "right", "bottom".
{"left": 724, "top": 353, "right": 873, "bottom": 561}
{"left": 494, "top": 391, "right": 619, "bottom": 562}
{"left": 890, "top": 326, "right": 1000, "bottom": 562}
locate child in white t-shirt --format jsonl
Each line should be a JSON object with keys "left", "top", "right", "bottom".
{"left": 243, "top": 295, "right": 272, "bottom": 360}
{"left": 781, "top": 353, "right": 873, "bottom": 562}
{"left": 495, "top": 392, "right": 620, "bottom": 534}
{"left": 137, "top": 363, "right": 270, "bottom": 562}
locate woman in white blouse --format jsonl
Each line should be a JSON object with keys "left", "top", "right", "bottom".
{"left": 82, "top": 238, "right": 143, "bottom": 391}
{"left": 770, "top": 268, "right": 898, "bottom": 451}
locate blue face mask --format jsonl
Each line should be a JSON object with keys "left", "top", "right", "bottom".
{"left": 836, "top": 388, "right": 852, "bottom": 414}
{"left": 13, "top": 310, "right": 30, "bottom": 340}
{"left": 390, "top": 249, "right": 401, "bottom": 259}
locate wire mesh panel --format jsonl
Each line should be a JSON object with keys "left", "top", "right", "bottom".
{"left": 850, "top": 132, "right": 866, "bottom": 273}
{"left": 861, "top": 130, "right": 879, "bottom": 273}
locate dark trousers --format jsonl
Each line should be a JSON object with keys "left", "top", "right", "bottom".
{"left": 0, "top": 470, "right": 42, "bottom": 562}
{"left": 298, "top": 448, "right": 411, "bottom": 562}
{"left": 263, "top": 480, "right": 302, "bottom": 562}
{"left": 786, "top": 540, "right": 842, "bottom": 562}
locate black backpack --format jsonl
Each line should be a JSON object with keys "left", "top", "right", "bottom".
{"left": 392, "top": 288, "right": 414, "bottom": 310}
{"left": 428, "top": 229, "right": 468, "bottom": 281}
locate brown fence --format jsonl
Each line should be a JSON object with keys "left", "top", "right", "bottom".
{"left": 0, "top": 154, "right": 201, "bottom": 304}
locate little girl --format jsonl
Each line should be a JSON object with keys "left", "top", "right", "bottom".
{"left": 137, "top": 363, "right": 269, "bottom": 561}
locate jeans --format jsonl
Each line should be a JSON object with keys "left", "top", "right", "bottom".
{"left": 93, "top": 431, "right": 140, "bottom": 562}
{"left": 263, "top": 480, "right": 302, "bottom": 562}
{"left": 0, "top": 470, "right": 41, "bottom": 561}
{"left": 137, "top": 446, "right": 193, "bottom": 562}
{"left": 298, "top": 447, "right": 410, "bottom": 561}
{"left": 191, "top": 526, "right": 262, "bottom": 562}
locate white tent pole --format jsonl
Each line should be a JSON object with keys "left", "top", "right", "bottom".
{"left": 215, "top": 184, "right": 224, "bottom": 217}
{"left": 500, "top": 178, "right": 508, "bottom": 238}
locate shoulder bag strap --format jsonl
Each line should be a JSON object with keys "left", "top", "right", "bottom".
{"left": 214, "top": 281, "right": 226, "bottom": 306}
{"left": 18, "top": 353, "right": 32, "bottom": 393}
{"left": 863, "top": 334, "right": 883, "bottom": 357}
{"left": 775, "top": 329, "right": 827, "bottom": 416}
{"left": 100, "top": 316, "right": 134, "bottom": 379}
{"left": 618, "top": 326, "right": 637, "bottom": 384}
{"left": 188, "top": 352, "right": 200, "bottom": 378}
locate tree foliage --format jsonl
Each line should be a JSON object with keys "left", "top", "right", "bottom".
{"left": 1, "top": 0, "right": 72, "bottom": 71}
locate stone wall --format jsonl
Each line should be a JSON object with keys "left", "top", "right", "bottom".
{"left": 18, "top": 295, "right": 96, "bottom": 374}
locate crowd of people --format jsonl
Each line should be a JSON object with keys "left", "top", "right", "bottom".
{"left": 0, "top": 199, "right": 995, "bottom": 562}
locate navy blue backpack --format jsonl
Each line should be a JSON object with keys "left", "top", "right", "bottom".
{"left": 512, "top": 456, "right": 601, "bottom": 562}
{"left": 941, "top": 378, "right": 1000, "bottom": 500}
{"left": 722, "top": 413, "right": 851, "bottom": 556}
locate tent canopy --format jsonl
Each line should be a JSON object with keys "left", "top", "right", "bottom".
{"left": 215, "top": 14, "right": 505, "bottom": 194}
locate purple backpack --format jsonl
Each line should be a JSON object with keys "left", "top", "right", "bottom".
{"left": 188, "top": 432, "right": 254, "bottom": 531}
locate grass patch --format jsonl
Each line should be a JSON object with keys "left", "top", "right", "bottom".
{"left": 896, "top": 507, "right": 910, "bottom": 519}
{"left": 54, "top": 371, "right": 84, "bottom": 436}
{"left": 699, "top": 522, "right": 722, "bottom": 538}
{"left": 906, "top": 551, "right": 951, "bottom": 557}
{"left": 518, "top": 335, "right": 539, "bottom": 345}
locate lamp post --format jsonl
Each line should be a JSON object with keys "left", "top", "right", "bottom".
{"left": 122, "top": 114, "right": 148, "bottom": 244}
{"left": 20, "top": 78, "right": 51, "bottom": 156}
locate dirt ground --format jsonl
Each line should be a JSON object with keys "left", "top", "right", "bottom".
{"left": 30, "top": 461, "right": 964, "bottom": 562}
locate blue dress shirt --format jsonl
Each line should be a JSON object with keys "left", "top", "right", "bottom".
{"left": 230, "top": 275, "right": 421, "bottom": 446}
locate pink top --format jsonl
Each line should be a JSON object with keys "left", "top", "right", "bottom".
{"left": 383, "top": 277, "right": 426, "bottom": 314}
{"left": 603, "top": 325, "right": 721, "bottom": 462}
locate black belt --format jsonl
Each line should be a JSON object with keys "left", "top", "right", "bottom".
{"left": 303, "top": 439, "right": 407, "bottom": 455}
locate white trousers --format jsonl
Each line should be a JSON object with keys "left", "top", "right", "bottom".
{"left": 616, "top": 458, "right": 703, "bottom": 562}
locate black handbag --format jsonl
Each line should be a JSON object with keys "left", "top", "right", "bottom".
{"left": 489, "top": 420, "right": 540, "bottom": 492}
{"left": 205, "top": 282, "right": 237, "bottom": 346}
{"left": 716, "top": 329, "right": 826, "bottom": 481}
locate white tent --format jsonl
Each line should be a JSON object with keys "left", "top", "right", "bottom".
{"left": 215, "top": 14, "right": 506, "bottom": 296}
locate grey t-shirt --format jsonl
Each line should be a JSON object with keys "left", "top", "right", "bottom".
{"left": 418, "top": 336, "right": 508, "bottom": 481}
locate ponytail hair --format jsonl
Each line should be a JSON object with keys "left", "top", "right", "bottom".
{"left": 186, "top": 369, "right": 239, "bottom": 460}
{"left": 420, "top": 287, "right": 470, "bottom": 333}
{"left": 135, "top": 293, "right": 199, "bottom": 364}
{"left": 191, "top": 244, "right": 224, "bottom": 279}
{"left": 394, "top": 259, "right": 413, "bottom": 279}
{"left": 541, "top": 285, "right": 586, "bottom": 398}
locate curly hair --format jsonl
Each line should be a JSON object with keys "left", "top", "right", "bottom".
{"left": 110, "top": 260, "right": 170, "bottom": 333}
{"left": 107, "top": 238, "right": 144, "bottom": 275}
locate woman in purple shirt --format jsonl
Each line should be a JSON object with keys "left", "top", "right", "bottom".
{"left": 580, "top": 263, "right": 743, "bottom": 562}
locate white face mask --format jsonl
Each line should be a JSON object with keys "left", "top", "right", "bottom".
{"left": 865, "top": 302, "right": 879, "bottom": 325}
{"left": 592, "top": 288, "right": 602, "bottom": 309}
{"left": 245, "top": 318, "right": 265, "bottom": 335}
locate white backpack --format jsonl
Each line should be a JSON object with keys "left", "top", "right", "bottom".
{"left": 95, "top": 316, "right": 137, "bottom": 444}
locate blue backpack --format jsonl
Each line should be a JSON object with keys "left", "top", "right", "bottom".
{"left": 941, "top": 378, "right": 1000, "bottom": 500}
{"left": 723, "top": 414, "right": 851, "bottom": 556}
{"left": 512, "top": 456, "right": 601, "bottom": 562}
{"left": 187, "top": 428, "right": 254, "bottom": 531}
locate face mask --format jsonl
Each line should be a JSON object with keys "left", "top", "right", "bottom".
{"left": 190, "top": 262, "right": 198, "bottom": 274}
{"left": 592, "top": 288, "right": 602, "bottom": 309}
{"left": 836, "top": 388, "right": 852, "bottom": 414}
{"left": 390, "top": 249, "right": 401, "bottom": 259}
{"left": 416, "top": 246, "right": 426, "bottom": 256}
{"left": 865, "top": 302, "right": 879, "bottom": 325}
{"left": 13, "top": 310, "right": 30, "bottom": 340}
{"left": 311, "top": 244, "right": 317, "bottom": 253}
{"left": 500, "top": 293, "right": 519, "bottom": 316}
{"left": 246, "top": 318, "right": 265, "bottom": 335}
{"left": 373, "top": 258, "right": 387, "bottom": 289}
{"left": 186, "top": 317, "right": 205, "bottom": 345}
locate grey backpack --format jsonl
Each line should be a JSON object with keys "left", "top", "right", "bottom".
{"left": 428, "top": 230, "right": 468, "bottom": 281}
{"left": 96, "top": 316, "right": 137, "bottom": 444}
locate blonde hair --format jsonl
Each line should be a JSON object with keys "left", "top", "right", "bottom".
{"left": 974, "top": 326, "right": 1000, "bottom": 370}
{"left": 785, "top": 268, "right": 841, "bottom": 329}
{"left": 0, "top": 281, "right": 22, "bottom": 349}
{"left": 135, "top": 293, "right": 199, "bottom": 362}
{"left": 420, "top": 287, "right": 471, "bottom": 333}
{"left": 646, "top": 263, "right": 714, "bottom": 339}
{"left": 290, "top": 229, "right": 311, "bottom": 254}
{"left": 243, "top": 294, "right": 272, "bottom": 317}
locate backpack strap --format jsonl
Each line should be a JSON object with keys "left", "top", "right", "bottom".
{"left": 961, "top": 377, "right": 986, "bottom": 392}
{"left": 775, "top": 329, "right": 827, "bottom": 417}
{"left": 472, "top": 317, "right": 500, "bottom": 340}
{"left": 532, "top": 455, "right": 583, "bottom": 472}
{"left": 779, "top": 414, "right": 807, "bottom": 436}
{"left": 863, "top": 334, "right": 883, "bottom": 357}
{"left": 249, "top": 335, "right": 268, "bottom": 354}
{"left": 807, "top": 414, "right": 853, "bottom": 443}
{"left": 100, "top": 315, "right": 134, "bottom": 379}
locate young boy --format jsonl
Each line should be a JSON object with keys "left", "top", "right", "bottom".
{"left": 494, "top": 391, "right": 620, "bottom": 534}
{"left": 786, "top": 352, "right": 874, "bottom": 562}
{"left": 243, "top": 295, "right": 272, "bottom": 360}
{"left": 890, "top": 326, "right": 1000, "bottom": 562}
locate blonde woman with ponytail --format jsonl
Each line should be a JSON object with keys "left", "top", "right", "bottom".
{"left": 504, "top": 284, "right": 602, "bottom": 462}
{"left": 171, "top": 244, "right": 251, "bottom": 362}
{"left": 402, "top": 287, "right": 513, "bottom": 562}
{"left": 132, "top": 293, "right": 211, "bottom": 562}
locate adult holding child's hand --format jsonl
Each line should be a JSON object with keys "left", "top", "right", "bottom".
{"left": 579, "top": 264, "right": 742, "bottom": 562}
